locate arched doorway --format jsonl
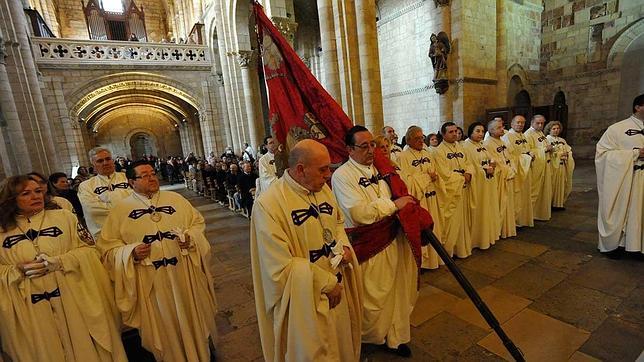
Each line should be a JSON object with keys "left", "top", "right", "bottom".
{"left": 513, "top": 89, "right": 532, "bottom": 120}
{"left": 618, "top": 32, "right": 644, "bottom": 118}
{"left": 553, "top": 91, "right": 568, "bottom": 138}
{"left": 130, "top": 132, "right": 156, "bottom": 160}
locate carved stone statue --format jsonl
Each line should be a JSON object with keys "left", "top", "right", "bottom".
{"left": 428, "top": 31, "right": 451, "bottom": 94}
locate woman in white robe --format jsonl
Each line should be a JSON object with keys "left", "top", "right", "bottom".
{"left": 0, "top": 176, "right": 126, "bottom": 362}
{"left": 463, "top": 122, "right": 501, "bottom": 249}
{"left": 545, "top": 121, "right": 575, "bottom": 208}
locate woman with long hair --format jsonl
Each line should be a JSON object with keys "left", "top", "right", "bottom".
{"left": 0, "top": 175, "right": 126, "bottom": 361}
{"left": 27, "top": 172, "right": 73, "bottom": 212}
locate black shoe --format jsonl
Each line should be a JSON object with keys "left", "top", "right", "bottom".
{"left": 386, "top": 343, "right": 412, "bottom": 358}
{"left": 602, "top": 247, "right": 625, "bottom": 260}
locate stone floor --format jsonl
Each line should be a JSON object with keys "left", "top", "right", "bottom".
{"left": 175, "top": 159, "right": 643, "bottom": 362}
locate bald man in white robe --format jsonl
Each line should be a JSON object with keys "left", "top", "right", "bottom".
{"left": 251, "top": 139, "right": 363, "bottom": 361}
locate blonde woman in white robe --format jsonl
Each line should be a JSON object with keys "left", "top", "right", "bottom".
{"left": 463, "top": 122, "right": 501, "bottom": 249}
{"left": 0, "top": 176, "right": 126, "bottom": 362}
{"left": 545, "top": 121, "right": 575, "bottom": 209}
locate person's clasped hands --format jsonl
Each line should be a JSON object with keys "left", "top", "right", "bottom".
{"left": 18, "top": 253, "right": 63, "bottom": 278}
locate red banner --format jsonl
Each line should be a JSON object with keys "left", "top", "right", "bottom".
{"left": 254, "top": 2, "right": 351, "bottom": 166}
{"left": 254, "top": 3, "right": 433, "bottom": 268}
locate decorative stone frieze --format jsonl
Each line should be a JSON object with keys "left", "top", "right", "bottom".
{"left": 31, "top": 38, "right": 211, "bottom": 66}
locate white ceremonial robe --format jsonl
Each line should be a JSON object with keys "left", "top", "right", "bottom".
{"left": 484, "top": 137, "right": 518, "bottom": 239}
{"left": 390, "top": 144, "right": 403, "bottom": 163}
{"left": 525, "top": 127, "right": 553, "bottom": 221}
{"left": 258, "top": 152, "right": 278, "bottom": 197}
{"left": 52, "top": 196, "right": 73, "bottom": 212}
{"left": 463, "top": 139, "right": 501, "bottom": 249}
{"left": 78, "top": 172, "right": 132, "bottom": 237}
{"left": 0, "top": 209, "right": 126, "bottom": 362}
{"left": 250, "top": 171, "right": 363, "bottom": 362}
{"left": 434, "top": 142, "right": 474, "bottom": 258}
{"left": 398, "top": 147, "right": 444, "bottom": 269}
{"left": 595, "top": 116, "right": 644, "bottom": 252}
{"left": 502, "top": 129, "right": 534, "bottom": 227}
{"left": 547, "top": 135, "right": 575, "bottom": 208}
{"left": 331, "top": 158, "right": 417, "bottom": 349}
{"left": 98, "top": 191, "right": 218, "bottom": 362}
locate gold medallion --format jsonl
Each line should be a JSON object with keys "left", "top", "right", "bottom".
{"left": 150, "top": 212, "right": 162, "bottom": 222}
{"left": 323, "top": 228, "right": 333, "bottom": 244}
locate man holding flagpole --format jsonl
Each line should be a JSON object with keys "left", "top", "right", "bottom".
{"left": 332, "top": 126, "right": 417, "bottom": 358}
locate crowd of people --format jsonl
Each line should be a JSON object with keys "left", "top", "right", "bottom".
{"left": 249, "top": 113, "right": 586, "bottom": 360}
{"left": 0, "top": 148, "right": 218, "bottom": 361}
{"left": 0, "top": 95, "right": 641, "bottom": 361}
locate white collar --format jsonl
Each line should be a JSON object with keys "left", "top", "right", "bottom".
{"left": 348, "top": 157, "right": 374, "bottom": 174}
{"left": 284, "top": 169, "right": 314, "bottom": 196}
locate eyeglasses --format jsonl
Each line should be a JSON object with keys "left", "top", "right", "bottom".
{"left": 352, "top": 141, "right": 377, "bottom": 150}
{"left": 134, "top": 173, "right": 157, "bottom": 180}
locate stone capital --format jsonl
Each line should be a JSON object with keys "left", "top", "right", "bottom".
{"left": 300, "top": 55, "right": 311, "bottom": 68}
{"left": 271, "top": 17, "right": 298, "bottom": 44}
{"left": 237, "top": 50, "right": 257, "bottom": 68}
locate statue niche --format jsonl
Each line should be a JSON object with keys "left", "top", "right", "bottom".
{"left": 428, "top": 31, "right": 451, "bottom": 95}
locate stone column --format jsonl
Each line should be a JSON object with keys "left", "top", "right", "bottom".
{"left": 200, "top": 80, "right": 217, "bottom": 154}
{"left": 2, "top": 0, "right": 57, "bottom": 173}
{"left": 214, "top": 71, "right": 234, "bottom": 148}
{"left": 0, "top": 33, "right": 30, "bottom": 176}
{"left": 355, "top": 0, "right": 384, "bottom": 131}
{"left": 316, "top": 0, "right": 341, "bottom": 101}
{"left": 51, "top": 77, "right": 88, "bottom": 170}
{"left": 238, "top": 49, "right": 265, "bottom": 151}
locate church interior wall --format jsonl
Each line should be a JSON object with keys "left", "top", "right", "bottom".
{"left": 535, "top": 0, "right": 643, "bottom": 158}
{"left": 376, "top": 0, "right": 442, "bottom": 134}
{"left": 93, "top": 111, "right": 182, "bottom": 159}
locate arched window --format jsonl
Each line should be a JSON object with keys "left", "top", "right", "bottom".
{"left": 102, "top": 0, "right": 124, "bottom": 13}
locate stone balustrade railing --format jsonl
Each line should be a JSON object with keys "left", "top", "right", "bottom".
{"left": 31, "top": 37, "right": 211, "bottom": 67}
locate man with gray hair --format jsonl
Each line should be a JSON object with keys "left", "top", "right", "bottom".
{"left": 525, "top": 114, "right": 554, "bottom": 221}
{"left": 78, "top": 147, "right": 132, "bottom": 236}
{"left": 250, "top": 139, "right": 363, "bottom": 361}
{"left": 397, "top": 125, "right": 444, "bottom": 269}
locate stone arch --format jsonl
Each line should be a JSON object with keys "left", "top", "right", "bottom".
{"left": 553, "top": 90, "right": 566, "bottom": 105}
{"left": 67, "top": 72, "right": 202, "bottom": 116}
{"left": 507, "top": 64, "right": 530, "bottom": 107}
{"left": 552, "top": 90, "right": 569, "bottom": 137}
{"left": 617, "top": 30, "right": 644, "bottom": 118}
{"left": 128, "top": 130, "right": 158, "bottom": 160}
{"left": 607, "top": 17, "right": 644, "bottom": 69}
